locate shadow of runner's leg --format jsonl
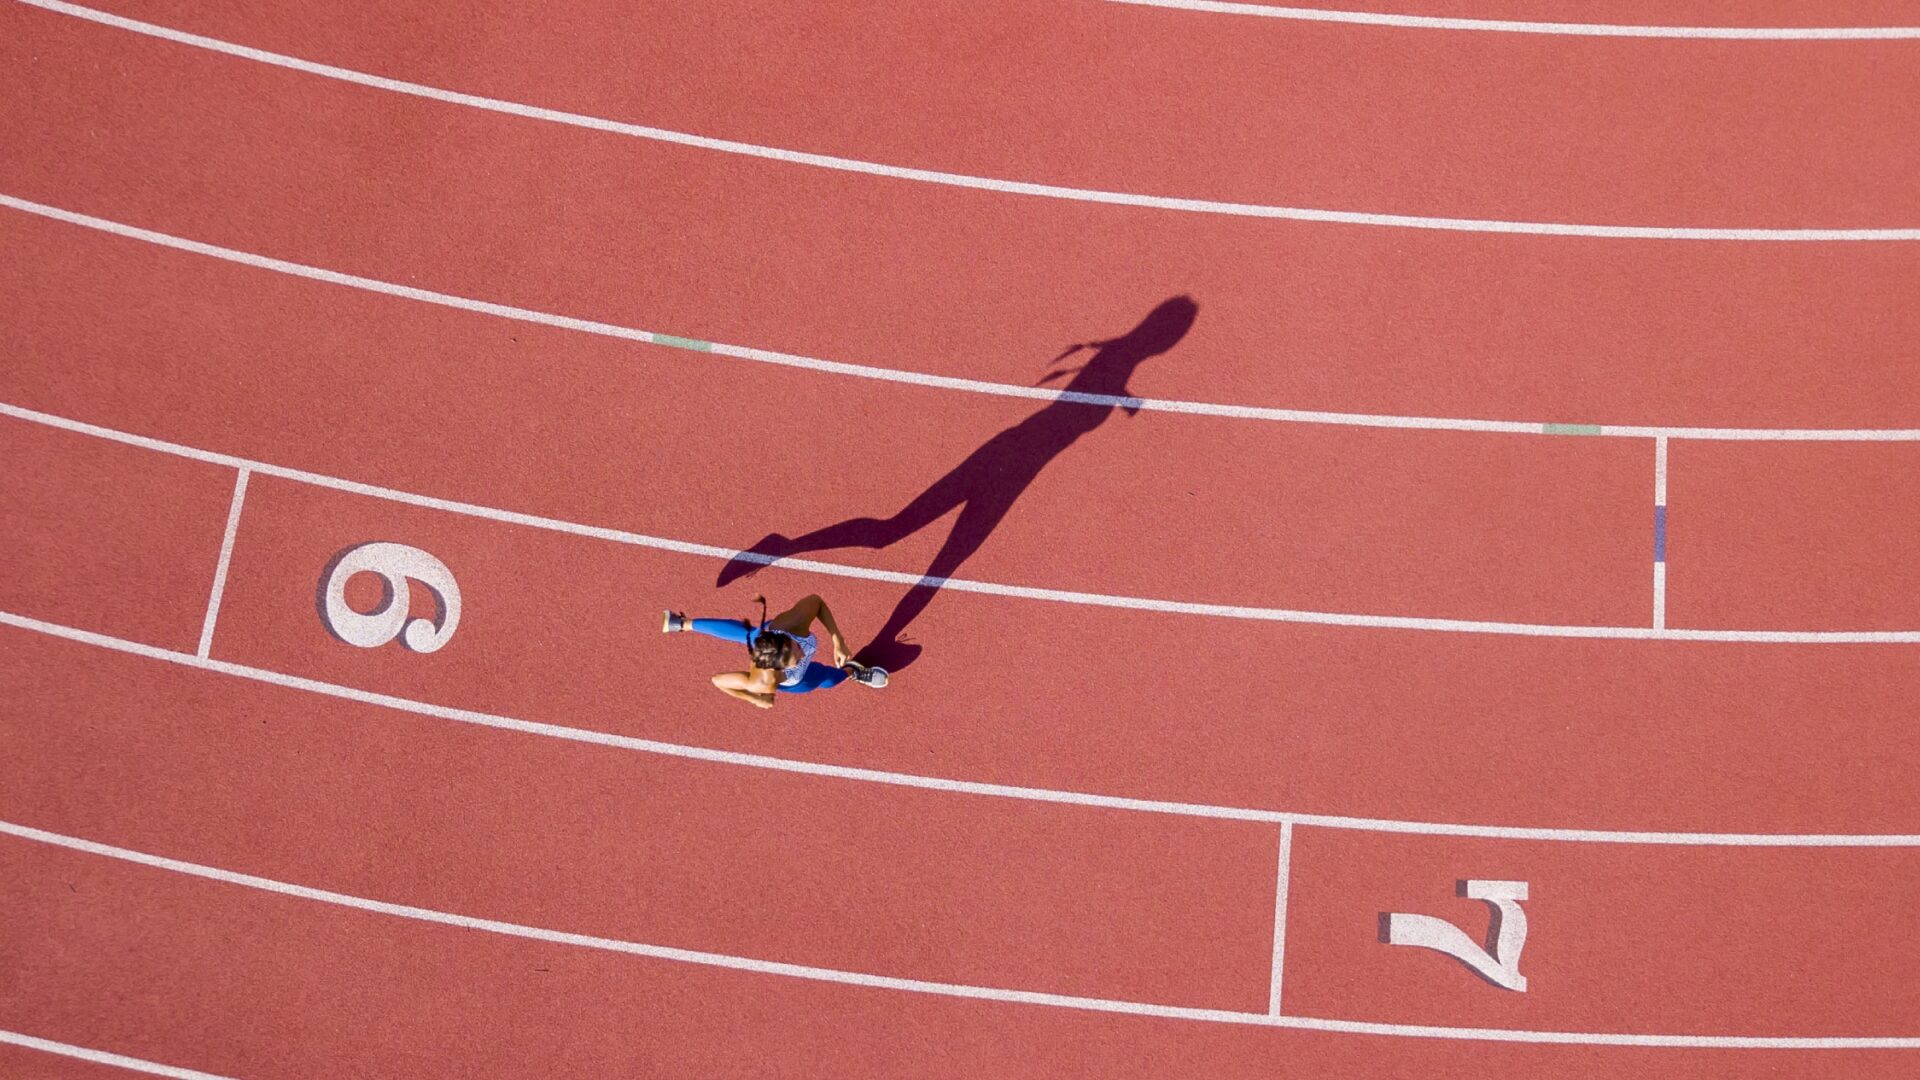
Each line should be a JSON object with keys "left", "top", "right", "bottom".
{"left": 855, "top": 489, "right": 1017, "bottom": 672}
{"left": 716, "top": 454, "right": 977, "bottom": 586}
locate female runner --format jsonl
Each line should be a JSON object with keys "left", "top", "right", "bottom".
{"left": 663, "top": 594, "right": 886, "bottom": 708}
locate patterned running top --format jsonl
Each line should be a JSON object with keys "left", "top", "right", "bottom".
{"left": 758, "top": 630, "right": 817, "bottom": 687}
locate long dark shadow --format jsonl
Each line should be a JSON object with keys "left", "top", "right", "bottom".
{"left": 716, "top": 296, "right": 1199, "bottom": 671}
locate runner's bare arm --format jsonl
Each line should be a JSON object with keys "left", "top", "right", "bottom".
{"left": 711, "top": 671, "right": 775, "bottom": 709}
{"left": 770, "top": 595, "right": 853, "bottom": 667}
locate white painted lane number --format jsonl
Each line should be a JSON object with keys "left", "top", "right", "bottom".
{"left": 1384, "top": 879, "right": 1530, "bottom": 992}
{"left": 319, "top": 542, "right": 461, "bottom": 653}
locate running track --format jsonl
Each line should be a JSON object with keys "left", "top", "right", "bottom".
{"left": 4, "top": 1, "right": 1920, "bottom": 1075}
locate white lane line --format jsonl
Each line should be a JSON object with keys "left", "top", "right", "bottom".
{"left": 195, "top": 467, "right": 249, "bottom": 659}
{"left": 6, "top": 399, "right": 1919, "bottom": 643}
{"left": 1267, "top": 822, "right": 1293, "bottom": 1016}
{"left": 6, "top": 820, "right": 1918, "bottom": 1047}
{"left": 8, "top": 608, "right": 1920, "bottom": 846}
{"left": 6, "top": 399, "right": 1920, "bottom": 643}
{"left": 0, "top": 1029, "right": 231, "bottom": 1079}
{"left": 17, "top": 0, "right": 1920, "bottom": 242}
{"left": 1101, "top": 0, "right": 1920, "bottom": 39}
{"left": 1653, "top": 436, "right": 1668, "bottom": 630}
{"left": 9, "top": 193, "right": 1920, "bottom": 443}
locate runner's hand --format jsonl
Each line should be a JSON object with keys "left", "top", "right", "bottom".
{"left": 832, "top": 638, "right": 851, "bottom": 666}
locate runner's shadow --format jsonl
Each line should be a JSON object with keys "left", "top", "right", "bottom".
{"left": 716, "top": 295, "right": 1198, "bottom": 671}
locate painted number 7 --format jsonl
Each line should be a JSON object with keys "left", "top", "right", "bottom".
{"left": 1383, "top": 879, "right": 1529, "bottom": 992}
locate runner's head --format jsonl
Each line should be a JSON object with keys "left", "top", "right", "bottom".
{"left": 745, "top": 594, "right": 798, "bottom": 671}
{"left": 750, "top": 630, "right": 797, "bottom": 672}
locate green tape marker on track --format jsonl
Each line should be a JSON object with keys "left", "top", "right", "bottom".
{"left": 1541, "top": 423, "right": 1603, "bottom": 436}
{"left": 651, "top": 334, "right": 714, "bottom": 352}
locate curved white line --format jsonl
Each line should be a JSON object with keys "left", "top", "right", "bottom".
{"left": 5, "top": 820, "right": 1917, "bottom": 1046}
{"left": 8, "top": 610, "right": 1920, "bottom": 846}
{"left": 0, "top": 1030, "right": 230, "bottom": 1079}
{"left": 7, "top": 399, "right": 1920, "bottom": 643}
{"left": 17, "top": 0, "right": 1920, "bottom": 241}
{"left": 9, "top": 193, "right": 1920, "bottom": 442}
{"left": 1101, "top": 0, "right": 1920, "bottom": 39}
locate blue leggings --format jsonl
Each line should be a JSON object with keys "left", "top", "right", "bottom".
{"left": 688, "top": 618, "right": 849, "bottom": 693}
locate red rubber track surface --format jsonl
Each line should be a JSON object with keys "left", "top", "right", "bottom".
{"left": 9, "top": 416, "right": 1920, "bottom": 836}
{"left": 8, "top": 626, "right": 1920, "bottom": 1036}
{"left": 61, "top": 0, "right": 1920, "bottom": 225}
{"left": 12, "top": 840, "right": 1920, "bottom": 1080}
{"left": 4, "top": 1, "right": 1920, "bottom": 1076}
{"left": 6, "top": 4, "right": 1920, "bottom": 428}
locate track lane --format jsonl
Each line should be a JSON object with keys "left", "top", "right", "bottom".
{"left": 10, "top": 838, "right": 1917, "bottom": 1078}
{"left": 14, "top": 813, "right": 1920, "bottom": 1047}
{"left": 5, "top": 406, "right": 1918, "bottom": 836}
{"left": 5, "top": 12, "right": 1920, "bottom": 428}
{"left": 58, "top": 464, "right": 1917, "bottom": 837}
{"left": 0, "top": 627, "right": 1280, "bottom": 1011}
{"left": 0, "top": 214, "right": 1653, "bottom": 629}
{"left": 48, "top": 0, "right": 1920, "bottom": 227}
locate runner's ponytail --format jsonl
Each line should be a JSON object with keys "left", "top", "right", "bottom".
{"left": 744, "top": 595, "right": 792, "bottom": 670}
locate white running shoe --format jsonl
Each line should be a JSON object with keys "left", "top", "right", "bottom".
{"left": 848, "top": 663, "right": 888, "bottom": 688}
{"left": 662, "top": 610, "right": 687, "bottom": 633}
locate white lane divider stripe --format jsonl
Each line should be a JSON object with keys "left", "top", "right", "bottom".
{"left": 0, "top": 1028, "right": 233, "bottom": 1079}
{"left": 1100, "top": 0, "right": 1920, "bottom": 39}
{"left": 195, "top": 467, "right": 249, "bottom": 659}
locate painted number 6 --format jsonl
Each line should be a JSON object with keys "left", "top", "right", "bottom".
{"left": 320, "top": 542, "right": 461, "bottom": 653}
